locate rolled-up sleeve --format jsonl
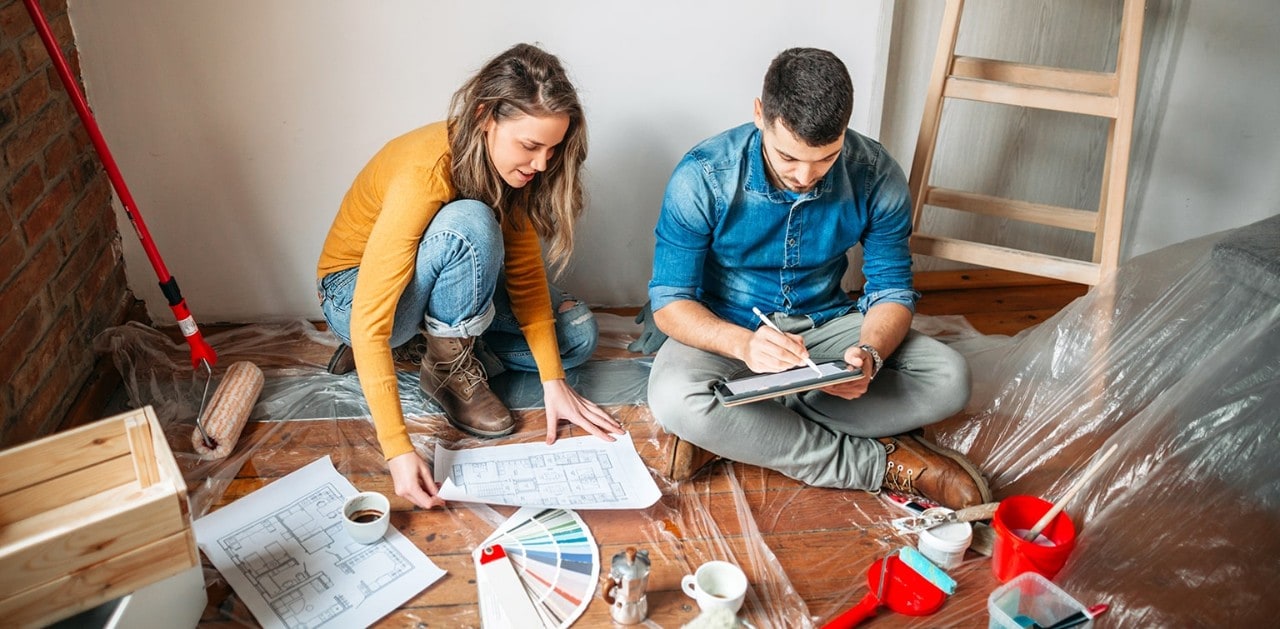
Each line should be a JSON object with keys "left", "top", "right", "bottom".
{"left": 649, "top": 155, "right": 716, "bottom": 312}
{"left": 858, "top": 150, "right": 919, "bottom": 313}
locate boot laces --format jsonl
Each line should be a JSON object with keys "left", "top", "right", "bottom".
{"left": 883, "top": 441, "right": 918, "bottom": 494}
{"left": 438, "top": 340, "right": 487, "bottom": 395}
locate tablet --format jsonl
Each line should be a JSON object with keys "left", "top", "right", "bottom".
{"left": 713, "top": 360, "right": 865, "bottom": 406}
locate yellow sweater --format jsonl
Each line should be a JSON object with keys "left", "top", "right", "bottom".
{"left": 317, "top": 122, "right": 563, "bottom": 460}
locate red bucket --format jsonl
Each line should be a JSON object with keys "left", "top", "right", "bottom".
{"left": 991, "top": 495, "right": 1077, "bottom": 582}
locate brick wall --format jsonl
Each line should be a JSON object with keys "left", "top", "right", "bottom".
{"left": 1, "top": 0, "right": 135, "bottom": 447}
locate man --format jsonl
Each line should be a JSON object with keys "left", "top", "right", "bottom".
{"left": 645, "top": 48, "right": 989, "bottom": 509}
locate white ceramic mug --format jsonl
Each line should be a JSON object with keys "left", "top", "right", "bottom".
{"left": 681, "top": 560, "right": 747, "bottom": 614}
{"left": 342, "top": 491, "right": 390, "bottom": 544}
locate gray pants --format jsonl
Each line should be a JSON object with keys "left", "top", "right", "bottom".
{"left": 648, "top": 311, "right": 971, "bottom": 489}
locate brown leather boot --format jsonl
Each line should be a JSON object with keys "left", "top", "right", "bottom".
{"left": 327, "top": 344, "right": 355, "bottom": 375}
{"left": 419, "top": 335, "right": 514, "bottom": 438}
{"left": 668, "top": 437, "right": 721, "bottom": 481}
{"left": 879, "top": 433, "right": 991, "bottom": 509}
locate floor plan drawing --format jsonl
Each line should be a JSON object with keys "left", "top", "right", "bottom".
{"left": 195, "top": 457, "right": 446, "bottom": 629}
{"left": 451, "top": 447, "right": 626, "bottom": 505}
{"left": 435, "top": 433, "right": 661, "bottom": 509}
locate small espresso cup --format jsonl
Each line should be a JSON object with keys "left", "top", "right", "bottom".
{"left": 680, "top": 560, "right": 747, "bottom": 614}
{"left": 342, "top": 491, "right": 390, "bottom": 544}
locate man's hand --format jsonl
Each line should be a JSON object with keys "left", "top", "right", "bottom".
{"left": 388, "top": 451, "right": 446, "bottom": 510}
{"left": 821, "top": 345, "right": 876, "bottom": 400}
{"left": 543, "top": 379, "right": 626, "bottom": 444}
{"left": 741, "top": 325, "right": 814, "bottom": 373}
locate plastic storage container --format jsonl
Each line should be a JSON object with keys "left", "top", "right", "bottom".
{"left": 988, "top": 572, "right": 1090, "bottom": 629}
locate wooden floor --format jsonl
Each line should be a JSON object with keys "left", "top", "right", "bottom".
{"left": 93, "top": 270, "right": 1087, "bottom": 628}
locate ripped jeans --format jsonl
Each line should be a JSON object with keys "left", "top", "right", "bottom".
{"left": 318, "top": 199, "right": 598, "bottom": 374}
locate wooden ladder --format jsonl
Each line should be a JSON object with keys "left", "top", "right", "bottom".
{"left": 908, "top": 0, "right": 1146, "bottom": 286}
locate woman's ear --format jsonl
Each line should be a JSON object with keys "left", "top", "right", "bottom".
{"left": 477, "top": 105, "right": 496, "bottom": 135}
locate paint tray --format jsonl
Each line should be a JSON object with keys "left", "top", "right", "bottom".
{"left": 988, "top": 572, "right": 1090, "bottom": 629}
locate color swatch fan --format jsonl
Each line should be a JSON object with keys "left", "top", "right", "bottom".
{"left": 474, "top": 507, "right": 599, "bottom": 628}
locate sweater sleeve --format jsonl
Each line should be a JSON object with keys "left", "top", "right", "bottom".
{"left": 351, "top": 168, "right": 449, "bottom": 460}
{"left": 502, "top": 212, "right": 564, "bottom": 382}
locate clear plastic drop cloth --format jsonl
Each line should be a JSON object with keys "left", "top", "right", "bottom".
{"left": 93, "top": 314, "right": 818, "bottom": 626}
{"left": 92, "top": 215, "right": 1280, "bottom": 627}
{"left": 929, "top": 214, "right": 1280, "bottom": 627}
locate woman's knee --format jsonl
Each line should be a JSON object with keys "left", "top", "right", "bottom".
{"left": 554, "top": 291, "right": 598, "bottom": 368}
{"left": 428, "top": 200, "right": 503, "bottom": 256}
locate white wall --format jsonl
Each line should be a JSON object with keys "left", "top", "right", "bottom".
{"left": 1124, "top": 1, "right": 1280, "bottom": 255}
{"left": 69, "top": 0, "right": 893, "bottom": 322}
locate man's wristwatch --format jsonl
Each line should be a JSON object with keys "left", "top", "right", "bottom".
{"left": 857, "top": 343, "right": 883, "bottom": 379}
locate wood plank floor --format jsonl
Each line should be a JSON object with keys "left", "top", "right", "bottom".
{"left": 94, "top": 270, "right": 1087, "bottom": 628}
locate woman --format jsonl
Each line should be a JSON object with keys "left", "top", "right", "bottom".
{"left": 316, "top": 43, "right": 624, "bottom": 509}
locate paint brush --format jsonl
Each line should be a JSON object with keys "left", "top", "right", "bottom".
{"left": 1024, "top": 443, "right": 1119, "bottom": 542}
{"left": 1037, "top": 603, "right": 1109, "bottom": 629}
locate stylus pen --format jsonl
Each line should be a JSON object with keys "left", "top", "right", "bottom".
{"left": 751, "top": 307, "right": 822, "bottom": 375}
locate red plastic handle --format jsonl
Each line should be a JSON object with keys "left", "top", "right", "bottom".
{"left": 821, "top": 592, "right": 880, "bottom": 629}
{"left": 479, "top": 544, "right": 508, "bottom": 565}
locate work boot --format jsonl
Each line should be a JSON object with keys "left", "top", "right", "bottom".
{"left": 669, "top": 437, "right": 721, "bottom": 481}
{"left": 879, "top": 433, "right": 991, "bottom": 509}
{"left": 419, "top": 334, "right": 514, "bottom": 438}
{"left": 327, "top": 344, "right": 355, "bottom": 375}
{"left": 391, "top": 333, "right": 428, "bottom": 365}
{"left": 327, "top": 336, "right": 424, "bottom": 375}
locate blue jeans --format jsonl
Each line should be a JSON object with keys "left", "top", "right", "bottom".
{"left": 648, "top": 310, "right": 970, "bottom": 490}
{"left": 319, "top": 199, "right": 597, "bottom": 373}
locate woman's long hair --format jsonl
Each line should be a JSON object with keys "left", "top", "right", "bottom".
{"left": 448, "top": 43, "right": 587, "bottom": 277}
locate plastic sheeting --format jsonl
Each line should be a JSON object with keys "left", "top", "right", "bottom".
{"left": 95, "top": 315, "right": 820, "bottom": 626}
{"left": 932, "top": 217, "right": 1280, "bottom": 627}
{"left": 95, "top": 216, "right": 1280, "bottom": 626}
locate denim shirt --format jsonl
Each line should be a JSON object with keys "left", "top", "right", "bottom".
{"left": 649, "top": 123, "right": 919, "bottom": 330}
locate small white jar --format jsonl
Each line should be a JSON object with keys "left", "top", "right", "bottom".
{"left": 916, "top": 507, "right": 973, "bottom": 570}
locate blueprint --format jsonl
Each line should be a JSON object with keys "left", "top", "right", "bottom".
{"left": 194, "top": 457, "right": 445, "bottom": 629}
{"left": 434, "top": 432, "right": 661, "bottom": 509}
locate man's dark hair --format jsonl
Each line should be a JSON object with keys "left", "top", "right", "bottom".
{"left": 761, "top": 48, "right": 854, "bottom": 146}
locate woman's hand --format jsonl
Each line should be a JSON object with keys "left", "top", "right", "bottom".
{"left": 542, "top": 379, "right": 625, "bottom": 444}
{"left": 387, "top": 451, "right": 446, "bottom": 510}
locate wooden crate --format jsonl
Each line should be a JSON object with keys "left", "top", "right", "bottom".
{"left": 0, "top": 406, "right": 198, "bottom": 627}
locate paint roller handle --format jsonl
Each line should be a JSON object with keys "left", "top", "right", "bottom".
{"left": 1024, "top": 443, "right": 1119, "bottom": 541}
{"left": 820, "top": 592, "right": 880, "bottom": 629}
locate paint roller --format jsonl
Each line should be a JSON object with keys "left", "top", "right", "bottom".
{"left": 191, "top": 361, "right": 264, "bottom": 460}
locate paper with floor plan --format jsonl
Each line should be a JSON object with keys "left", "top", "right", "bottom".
{"left": 434, "top": 432, "right": 661, "bottom": 509}
{"left": 193, "top": 456, "right": 445, "bottom": 629}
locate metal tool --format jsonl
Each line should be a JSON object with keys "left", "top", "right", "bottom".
{"left": 891, "top": 502, "right": 999, "bottom": 534}
{"left": 193, "top": 360, "right": 216, "bottom": 448}
{"left": 601, "top": 547, "right": 651, "bottom": 624}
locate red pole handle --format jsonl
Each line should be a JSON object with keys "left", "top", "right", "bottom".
{"left": 23, "top": 0, "right": 216, "bottom": 369}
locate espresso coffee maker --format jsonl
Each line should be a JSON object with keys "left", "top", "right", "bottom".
{"left": 601, "top": 547, "right": 651, "bottom": 624}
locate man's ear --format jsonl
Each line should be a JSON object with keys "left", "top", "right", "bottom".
{"left": 753, "top": 98, "right": 765, "bottom": 131}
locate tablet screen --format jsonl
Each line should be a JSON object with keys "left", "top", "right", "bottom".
{"left": 723, "top": 361, "right": 850, "bottom": 395}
